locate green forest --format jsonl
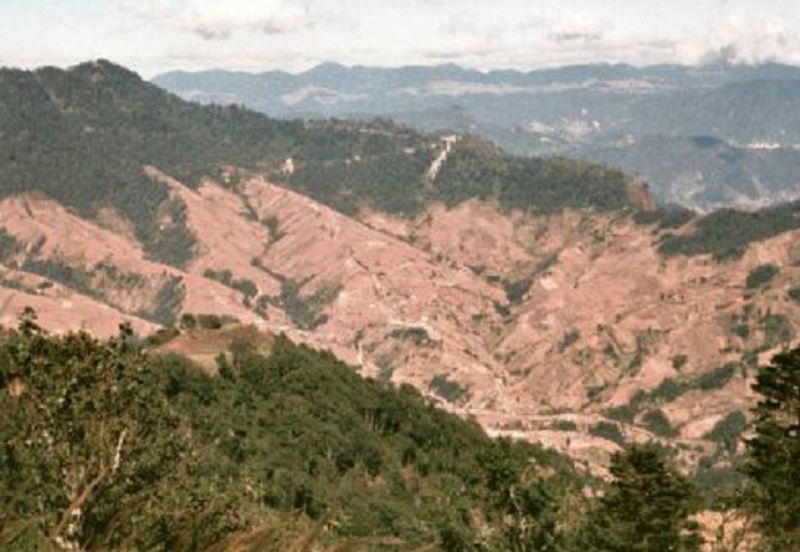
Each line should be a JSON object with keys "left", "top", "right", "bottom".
{"left": 1, "top": 311, "right": 799, "bottom": 550}
{"left": 656, "top": 202, "right": 800, "bottom": 261}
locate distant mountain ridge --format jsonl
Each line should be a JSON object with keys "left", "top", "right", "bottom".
{"left": 154, "top": 61, "right": 800, "bottom": 211}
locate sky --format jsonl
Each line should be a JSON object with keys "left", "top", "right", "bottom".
{"left": 2, "top": 0, "right": 800, "bottom": 77}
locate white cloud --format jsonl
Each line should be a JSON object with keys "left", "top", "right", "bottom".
{"left": 682, "top": 8, "right": 800, "bottom": 65}
{"left": 544, "top": 14, "right": 612, "bottom": 45}
{"left": 428, "top": 11, "right": 670, "bottom": 70}
{"left": 117, "top": 0, "right": 316, "bottom": 40}
{"left": 9, "top": 0, "right": 800, "bottom": 75}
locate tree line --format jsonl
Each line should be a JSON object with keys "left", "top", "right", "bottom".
{"left": 1, "top": 309, "right": 799, "bottom": 550}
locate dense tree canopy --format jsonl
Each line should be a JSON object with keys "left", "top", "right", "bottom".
{"left": 745, "top": 348, "right": 800, "bottom": 550}
{"left": 0, "top": 316, "right": 584, "bottom": 550}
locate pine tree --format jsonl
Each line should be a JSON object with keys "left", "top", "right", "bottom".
{"left": 745, "top": 347, "right": 800, "bottom": 550}
{"left": 580, "top": 443, "right": 703, "bottom": 551}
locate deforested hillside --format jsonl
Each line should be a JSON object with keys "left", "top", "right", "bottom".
{"left": 0, "top": 60, "right": 639, "bottom": 266}
{"left": 4, "top": 60, "right": 800, "bottom": 496}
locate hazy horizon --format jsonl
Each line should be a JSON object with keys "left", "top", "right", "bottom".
{"left": 4, "top": 0, "right": 800, "bottom": 78}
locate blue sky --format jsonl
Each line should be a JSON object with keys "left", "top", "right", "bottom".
{"left": 2, "top": 0, "right": 800, "bottom": 76}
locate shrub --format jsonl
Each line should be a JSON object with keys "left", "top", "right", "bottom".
{"left": 642, "top": 409, "right": 677, "bottom": 437}
{"left": 504, "top": 278, "right": 533, "bottom": 305}
{"left": 671, "top": 354, "right": 688, "bottom": 371}
{"left": 552, "top": 419, "right": 578, "bottom": 432}
{"left": 590, "top": 421, "right": 626, "bottom": 447}
{"left": 180, "top": 313, "right": 197, "bottom": 330}
{"left": 265, "top": 279, "right": 341, "bottom": 330}
{"left": 558, "top": 329, "right": 581, "bottom": 352}
{"left": 0, "top": 228, "right": 21, "bottom": 261}
{"left": 605, "top": 391, "right": 647, "bottom": 423}
{"left": 705, "top": 411, "right": 747, "bottom": 453}
{"left": 745, "top": 264, "right": 779, "bottom": 289}
{"left": 388, "top": 326, "right": 436, "bottom": 347}
{"left": 731, "top": 324, "right": 750, "bottom": 339}
{"left": 139, "top": 276, "right": 186, "bottom": 327}
{"left": 762, "top": 313, "right": 795, "bottom": 346}
{"left": 695, "top": 363, "right": 738, "bottom": 391}
{"left": 653, "top": 378, "right": 687, "bottom": 403}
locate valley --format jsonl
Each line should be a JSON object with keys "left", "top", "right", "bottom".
{"left": 2, "top": 62, "right": 800, "bottom": 489}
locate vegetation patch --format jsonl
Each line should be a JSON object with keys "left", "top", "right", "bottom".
{"left": 387, "top": 326, "right": 436, "bottom": 347}
{"left": 138, "top": 276, "right": 186, "bottom": 326}
{"left": 262, "top": 215, "right": 286, "bottom": 243}
{"left": 762, "top": 313, "right": 795, "bottom": 347}
{"left": 606, "top": 365, "right": 741, "bottom": 433}
{"left": 429, "top": 374, "right": 471, "bottom": 404}
{"left": 144, "top": 197, "right": 197, "bottom": 268}
{"left": 204, "top": 269, "right": 258, "bottom": 300}
{"left": 374, "top": 355, "right": 397, "bottom": 384}
{"left": 695, "top": 363, "right": 739, "bottom": 391}
{"left": 671, "top": 354, "right": 688, "bottom": 371}
{"left": 503, "top": 277, "right": 533, "bottom": 305}
{"left": 589, "top": 421, "right": 626, "bottom": 447}
{"left": 267, "top": 279, "right": 341, "bottom": 331}
{"left": 551, "top": 419, "right": 578, "bottom": 432}
{"left": 745, "top": 264, "right": 779, "bottom": 289}
{"left": 21, "top": 255, "right": 97, "bottom": 299}
{"left": 705, "top": 411, "right": 747, "bottom": 453}
{"left": 658, "top": 201, "right": 800, "bottom": 261}
{"left": 642, "top": 409, "right": 677, "bottom": 438}
{"left": 558, "top": 329, "right": 581, "bottom": 352}
{"left": 95, "top": 262, "right": 148, "bottom": 289}
{"left": 434, "top": 138, "right": 634, "bottom": 215}
{"left": 652, "top": 377, "right": 686, "bottom": 402}
{"left": 143, "top": 326, "right": 181, "bottom": 348}
{"left": 0, "top": 228, "right": 21, "bottom": 261}
{"left": 179, "top": 313, "right": 239, "bottom": 331}
{"left": 633, "top": 206, "right": 694, "bottom": 230}
{"left": 731, "top": 324, "right": 750, "bottom": 339}
{"left": 693, "top": 455, "right": 745, "bottom": 510}
{"left": 605, "top": 390, "right": 651, "bottom": 424}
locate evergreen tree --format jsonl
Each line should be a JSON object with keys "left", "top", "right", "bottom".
{"left": 580, "top": 444, "right": 703, "bottom": 551}
{"left": 745, "top": 347, "right": 800, "bottom": 550}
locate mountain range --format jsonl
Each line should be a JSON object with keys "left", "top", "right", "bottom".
{"left": 2, "top": 60, "right": 800, "bottom": 505}
{"left": 154, "top": 61, "right": 800, "bottom": 212}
